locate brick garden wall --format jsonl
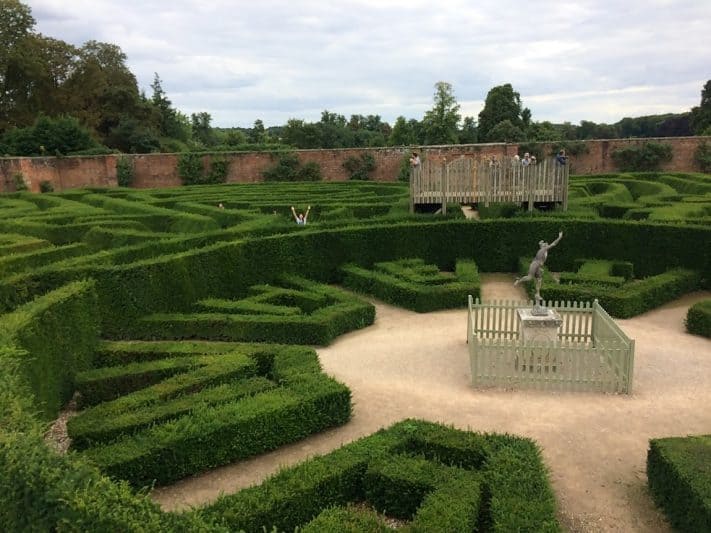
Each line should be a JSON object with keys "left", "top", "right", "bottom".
{"left": 1, "top": 137, "right": 708, "bottom": 193}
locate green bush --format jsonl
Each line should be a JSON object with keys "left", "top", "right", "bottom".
{"left": 685, "top": 299, "right": 711, "bottom": 337}
{"left": 39, "top": 180, "right": 54, "bottom": 193}
{"left": 177, "top": 153, "right": 229, "bottom": 185}
{"left": 116, "top": 157, "right": 135, "bottom": 187}
{"left": 693, "top": 141, "right": 711, "bottom": 173}
{"left": 343, "top": 153, "right": 377, "bottom": 180}
{"left": 263, "top": 152, "right": 322, "bottom": 181}
{"left": 612, "top": 142, "right": 673, "bottom": 172}
{"left": 647, "top": 435, "right": 711, "bottom": 532}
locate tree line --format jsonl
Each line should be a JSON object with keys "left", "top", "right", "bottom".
{"left": 1, "top": 0, "right": 710, "bottom": 157}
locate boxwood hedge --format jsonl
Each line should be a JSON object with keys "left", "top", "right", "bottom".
{"left": 647, "top": 435, "right": 711, "bottom": 532}
{"left": 686, "top": 299, "right": 711, "bottom": 338}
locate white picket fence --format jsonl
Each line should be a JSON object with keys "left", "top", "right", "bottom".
{"left": 467, "top": 297, "right": 634, "bottom": 393}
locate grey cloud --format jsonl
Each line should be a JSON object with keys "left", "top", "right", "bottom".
{"left": 26, "top": 0, "right": 711, "bottom": 127}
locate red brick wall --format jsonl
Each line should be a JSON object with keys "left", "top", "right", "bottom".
{"left": 1, "top": 137, "right": 708, "bottom": 193}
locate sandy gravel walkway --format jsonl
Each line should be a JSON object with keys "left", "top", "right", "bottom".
{"left": 152, "top": 274, "right": 711, "bottom": 532}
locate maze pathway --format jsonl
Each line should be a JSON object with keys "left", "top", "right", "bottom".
{"left": 152, "top": 276, "right": 711, "bottom": 533}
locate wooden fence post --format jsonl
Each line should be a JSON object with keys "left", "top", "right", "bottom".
{"left": 441, "top": 158, "right": 447, "bottom": 215}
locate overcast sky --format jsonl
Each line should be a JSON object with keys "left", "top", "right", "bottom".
{"left": 27, "top": 0, "right": 711, "bottom": 128}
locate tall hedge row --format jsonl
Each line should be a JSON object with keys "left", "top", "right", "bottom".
{"left": 0, "top": 280, "right": 99, "bottom": 419}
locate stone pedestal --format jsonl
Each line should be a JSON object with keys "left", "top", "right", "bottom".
{"left": 517, "top": 308, "right": 563, "bottom": 343}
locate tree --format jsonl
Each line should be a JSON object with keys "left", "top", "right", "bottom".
{"left": 478, "top": 84, "right": 529, "bottom": 142}
{"left": 486, "top": 119, "right": 526, "bottom": 143}
{"left": 1, "top": 114, "right": 97, "bottom": 155}
{"left": 691, "top": 80, "right": 711, "bottom": 135}
{"left": 249, "top": 119, "right": 267, "bottom": 143}
{"left": 421, "top": 81, "right": 460, "bottom": 145}
{"left": 191, "top": 111, "right": 215, "bottom": 146}
{"left": 150, "top": 73, "right": 189, "bottom": 141}
{"left": 526, "top": 121, "right": 562, "bottom": 142}
{"left": 459, "top": 116, "right": 477, "bottom": 144}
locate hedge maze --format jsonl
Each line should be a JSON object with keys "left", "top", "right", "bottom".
{"left": 69, "top": 341, "right": 350, "bottom": 487}
{"left": 196, "top": 420, "right": 560, "bottom": 532}
{"left": 0, "top": 173, "right": 709, "bottom": 530}
{"left": 136, "top": 275, "right": 375, "bottom": 344}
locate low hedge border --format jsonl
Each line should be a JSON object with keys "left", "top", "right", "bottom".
{"left": 341, "top": 258, "right": 481, "bottom": 312}
{"left": 74, "top": 343, "right": 351, "bottom": 487}
{"left": 647, "top": 435, "right": 711, "bottom": 532}
{"left": 685, "top": 299, "right": 711, "bottom": 337}
{"left": 196, "top": 419, "right": 559, "bottom": 532}
{"left": 518, "top": 258, "right": 702, "bottom": 318}
{"left": 133, "top": 276, "right": 375, "bottom": 344}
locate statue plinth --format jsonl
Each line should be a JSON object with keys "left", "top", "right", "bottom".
{"left": 517, "top": 308, "right": 563, "bottom": 343}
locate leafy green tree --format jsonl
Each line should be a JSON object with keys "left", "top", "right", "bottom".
{"left": 526, "top": 121, "right": 562, "bottom": 142}
{"left": 478, "top": 84, "right": 529, "bottom": 141}
{"left": 486, "top": 119, "right": 526, "bottom": 143}
{"left": 1, "top": 114, "right": 97, "bottom": 155}
{"left": 150, "top": 73, "right": 189, "bottom": 142}
{"left": 249, "top": 119, "right": 267, "bottom": 143}
{"left": 690, "top": 80, "right": 711, "bottom": 134}
{"left": 421, "top": 81, "right": 460, "bottom": 145}
{"left": 459, "top": 116, "right": 477, "bottom": 143}
{"left": 191, "top": 111, "right": 215, "bottom": 146}
{"left": 388, "top": 116, "right": 420, "bottom": 146}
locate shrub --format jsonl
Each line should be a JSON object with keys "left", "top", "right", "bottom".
{"left": 39, "top": 180, "right": 54, "bottom": 193}
{"left": 685, "top": 299, "right": 711, "bottom": 338}
{"left": 612, "top": 142, "right": 673, "bottom": 172}
{"left": 343, "top": 153, "right": 377, "bottom": 180}
{"left": 647, "top": 435, "right": 711, "bottom": 532}
{"left": 693, "top": 141, "right": 711, "bottom": 172}
{"left": 116, "top": 157, "right": 135, "bottom": 187}
{"left": 13, "top": 172, "right": 28, "bottom": 191}
{"left": 263, "top": 152, "right": 322, "bottom": 182}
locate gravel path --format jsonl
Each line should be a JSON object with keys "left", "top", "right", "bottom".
{"left": 151, "top": 274, "right": 711, "bottom": 532}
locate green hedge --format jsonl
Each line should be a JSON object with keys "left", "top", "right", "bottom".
{"left": 0, "top": 280, "right": 99, "bottom": 419}
{"left": 196, "top": 419, "right": 559, "bottom": 532}
{"left": 130, "top": 276, "right": 374, "bottom": 344}
{"left": 72, "top": 343, "right": 350, "bottom": 487}
{"left": 520, "top": 258, "right": 701, "bottom": 318}
{"left": 686, "top": 299, "right": 711, "bottom": 337}
{"left": 341, "top": 258, "right": 480, "bottom": 312}
{"left": 647, "top": 435, "right": 711, "bottom": 532}
{"left": 0, "top": 218, "right": 709, "bottom": 334}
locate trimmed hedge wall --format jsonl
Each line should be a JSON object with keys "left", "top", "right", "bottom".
{"left": 70, "top": 343, "right": 351, "bottom": 487}
{"left": 519, "top": 257, "right": 702, "bottom": 318}
{"left": 131, "top": 276, "right": 375, "bottom": 344}
{"left": 686, "top": 299, "right": 711, "bottom": 338}
{"left": 647, "top": 435, "right": 711, "bottom": 532}
{"left": 341, "top": 258, "right": 481, "bottom": 312}
{"left": 1, "top": 218, "right": 708, "bottom": 330}
{"left": 0, "top": 280, "right": 99, "bottom": 420}
{"left": 196, "top": 419, "right": 559, "bottom": 532}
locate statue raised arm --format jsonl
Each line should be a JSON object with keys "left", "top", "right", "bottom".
{"left": 514, "top": 231, "right": 564, "bottom": 311}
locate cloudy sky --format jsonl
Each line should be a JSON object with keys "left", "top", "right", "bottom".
{"left": 27, "top": 0, "right": 711, "bottom": 128}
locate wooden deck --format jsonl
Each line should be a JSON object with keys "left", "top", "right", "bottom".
{"left": 410, "top": 157, "right": 569, "bottom": 213}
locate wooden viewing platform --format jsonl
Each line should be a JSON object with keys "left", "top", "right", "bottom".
{"left": 410, "top": 157, "right": 569, "bottom": 214}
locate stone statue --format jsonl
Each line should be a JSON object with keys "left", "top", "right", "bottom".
{"left": 514, "top": 231, "right": 563, "bottom": 314}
